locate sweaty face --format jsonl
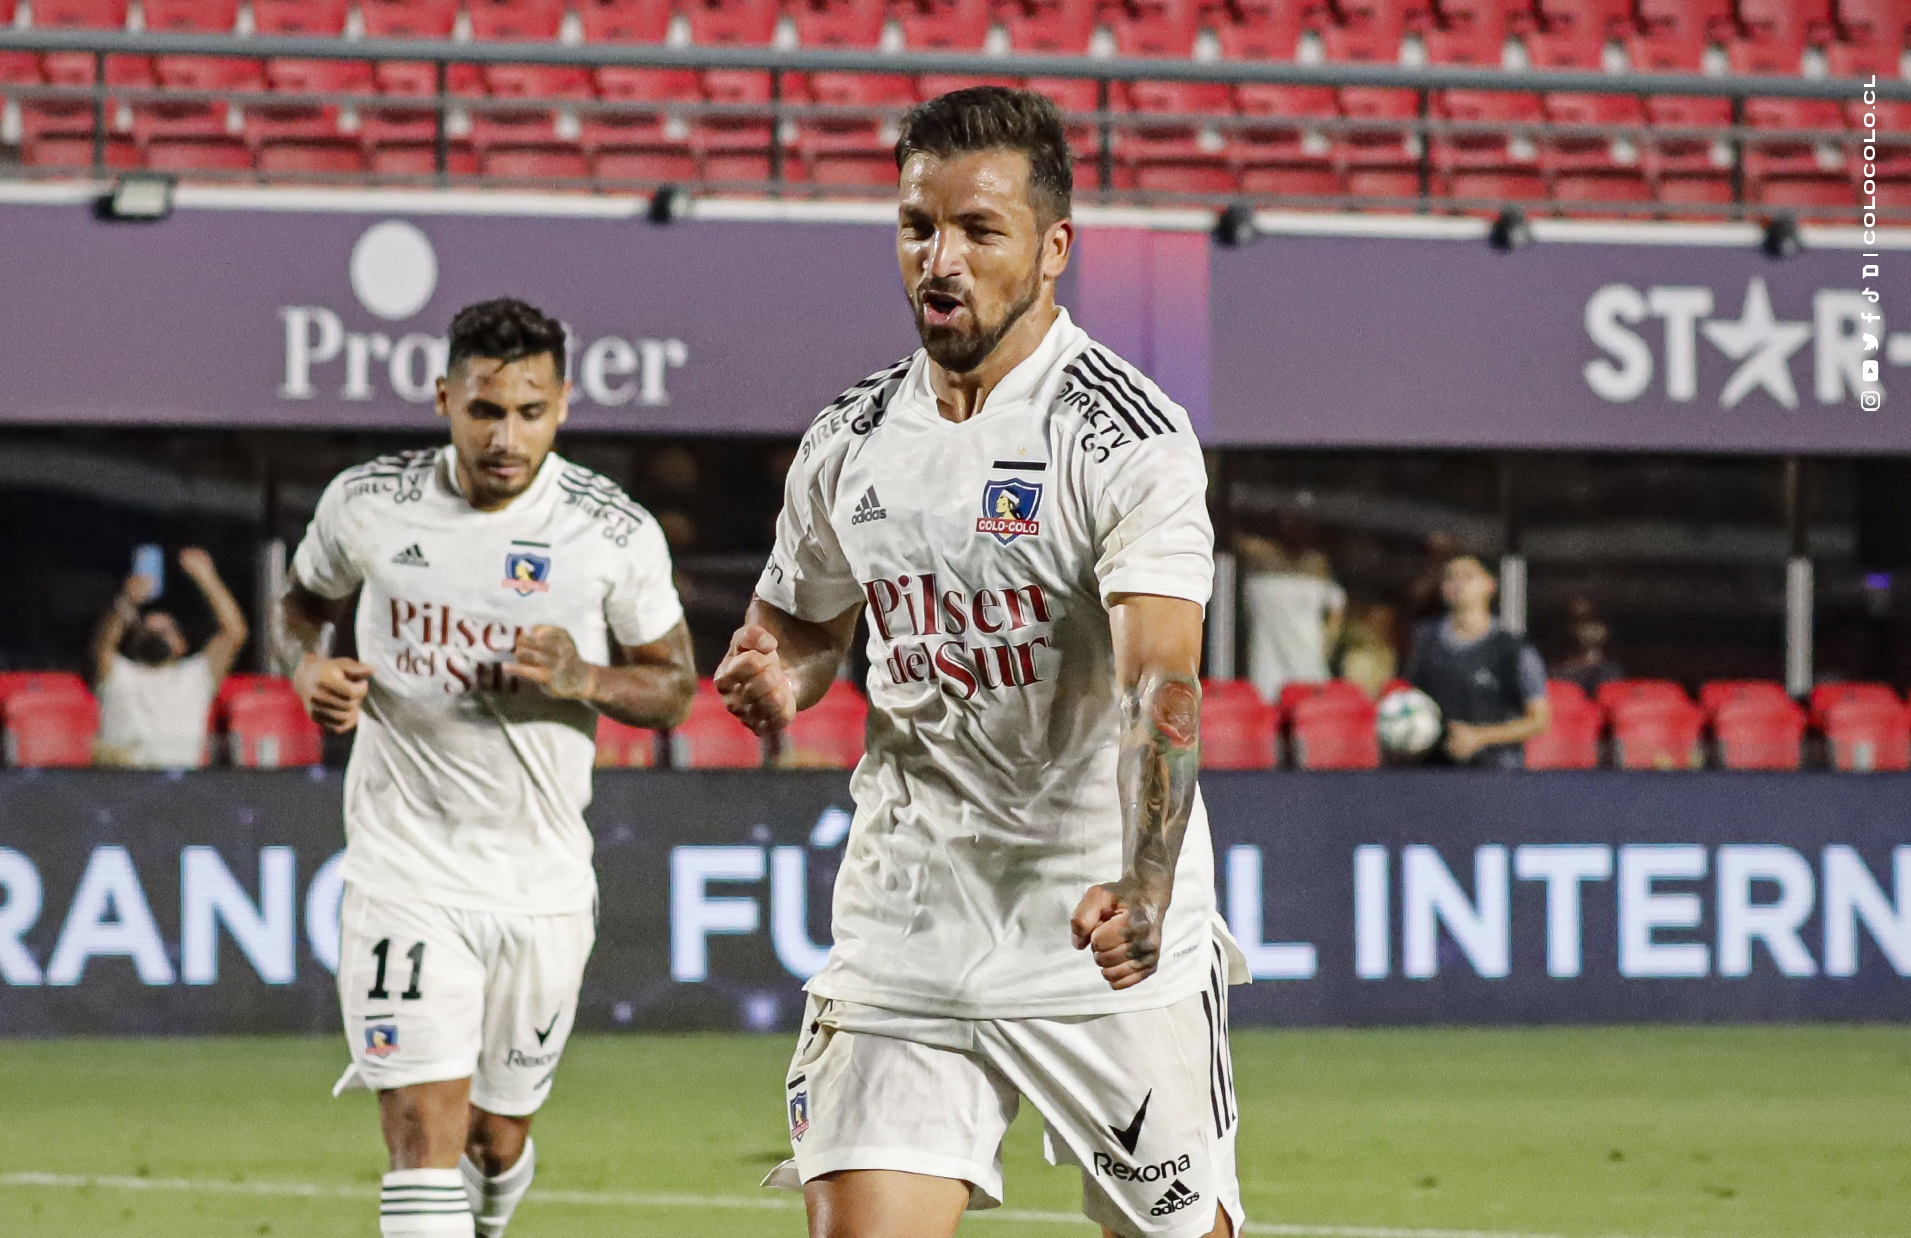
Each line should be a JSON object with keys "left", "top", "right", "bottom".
{"left": 436, "top": 354, "right": 570, "bottom": 511}
{"left": 1441, "top": 559, "right": 1497, "bottom": 612}
{"left": 897, "top": 150, "right": 1058, "bottom": 374}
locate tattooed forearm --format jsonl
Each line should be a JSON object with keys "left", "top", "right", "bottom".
{"left": 1114, "top": 670, "right": 1203, "bottom": 912}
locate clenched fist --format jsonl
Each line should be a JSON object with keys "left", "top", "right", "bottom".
{"left": 714, "top": 624, "right": 797, "bottom": 736}
{"left": 294, "top": 656, "right": 373, "bottom": 734}
{"left": 506, "top": 625, "right": 594, "bottom": 699}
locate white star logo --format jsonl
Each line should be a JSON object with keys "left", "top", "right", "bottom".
{"left": 1700, "top": 278, "right": 1812, "bottom": 409}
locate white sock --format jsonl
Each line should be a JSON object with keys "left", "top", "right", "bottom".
{"left": 459, "top": 1139, "right": 536, "bottom": 1238}
{"left": 380, "top": 1168, "right": 474, "bottom": 1236}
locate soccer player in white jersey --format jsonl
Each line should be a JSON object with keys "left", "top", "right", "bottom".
{"left": 281, "top": 299, "right": 696, "bottom": 1238}
{"left": 715, "top": 88, "right": 1247, "bottom": 1238}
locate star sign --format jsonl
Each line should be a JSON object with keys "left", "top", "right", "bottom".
{"left": 1701, "top": 278, "right": 1812, "bottom": 409}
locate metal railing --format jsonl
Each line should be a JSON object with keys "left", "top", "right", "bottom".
{"left": 3, "top": 28, "right": 1907, "bottom": 219}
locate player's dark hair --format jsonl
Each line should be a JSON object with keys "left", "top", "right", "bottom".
{"left": 895, "top": 87, "right": 1072, "bottom": 225}
{"left": 446, "top": 297, "right": 567, "bottom": 376}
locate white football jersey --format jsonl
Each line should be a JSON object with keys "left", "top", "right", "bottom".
{"left": 758, "top": 309, "right": 1228, "bottom": 1018}
{"left": 293, "top": 446, "right": 683, "bottom": 915}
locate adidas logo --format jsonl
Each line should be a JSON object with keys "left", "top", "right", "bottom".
{"left": 850, "top": 486, "right": 887, "bottom": 525}
{"left": 390, "top": 544, "right": 429, "bottom": 567}
{"left": 1150, "top": 1179, "right": 1202, "bottom": 1218}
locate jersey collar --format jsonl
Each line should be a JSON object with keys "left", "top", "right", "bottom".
{"left": 902, "top": 306, "right": 1086, "bottom": 425}
{"left": 439, "top": 443, "right": 562, "bottom": 512}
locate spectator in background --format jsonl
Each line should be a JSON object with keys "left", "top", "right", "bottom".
{"left": 1555, "top": 596, "right": 1623, "bottom": 696}
{"left": 1337, "top": 602, "right": 1399, "bottom": 699}
{"left": 1237, "top": 523, "right": 1345, "bottom": 702}
{"left": 90, "top": 547, "right": 248, "bottom": 768}
{"left": 1405, "top": 531, "right": 1458, "bottom": 623}
{"left": 1408, "top": 555, "right": 1550, "bottom": 769}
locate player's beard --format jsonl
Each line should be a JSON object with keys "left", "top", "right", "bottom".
{"left": 912, "top": 268, "right": 1042, "bottom": 375}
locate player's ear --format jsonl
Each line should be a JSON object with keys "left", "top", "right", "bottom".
{"left": 1042, "top": 216, "right": 1073, "bottom": 282}
{"left": 555, "top": 379, "right": 572, "bottom": 426}
{"left": 433, "top": 373, "right": 450, "bottom": 422}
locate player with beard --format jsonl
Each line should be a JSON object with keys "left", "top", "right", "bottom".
{"left": 281, "top": 298, "right": 696, "bottom": 1238}
{"left": 717, "top": 88, "right": 1246, "bottom": 1238}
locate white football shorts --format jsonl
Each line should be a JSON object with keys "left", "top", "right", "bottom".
{"left": 765, "top": 943, "right": 1245, "bottom": 1238}
{"left": 332, "top": 883, "right": 596, "bottom": 1117}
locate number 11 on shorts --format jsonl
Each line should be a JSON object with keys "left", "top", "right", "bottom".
{"left": 366, "top": 938, "right": 426, "bottom": 1001}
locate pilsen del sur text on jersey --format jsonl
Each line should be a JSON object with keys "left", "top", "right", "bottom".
{"left": 388, "top": 597, "right": 532, "bottom": 694}
{"left": 863, "top": 572, "right": 1054, "bottom": 700}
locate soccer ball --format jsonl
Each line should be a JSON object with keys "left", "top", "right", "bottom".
{"left": 1377, "top": 688, "right": 1443, "bottom": 759}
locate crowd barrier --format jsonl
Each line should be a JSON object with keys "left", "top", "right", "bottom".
{"left": 0, "top": 767, "right": 1905, "bottom": 1034}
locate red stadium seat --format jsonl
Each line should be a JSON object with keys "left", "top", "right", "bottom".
{"left": 791, "top": 0, "right": 887, "bottom": 46}
{"left": 1610, "top": 697, "right": 1705, "bottom": 770}
{"left": 684, "top": 0, "right": 780, "bottom": 44}
{"left": 258, "top": 137, "right": 367, "bottom": 176}
{"left": 1289, "top": 693, "right": 1380, "bottom": 769}
{"left": 1636, "top": 0, "right": 1734, "bottom": 39}
{"left": 1123, "top": 79, "right": 1230, "bottom": 159}
{"left": 1699, "top": 679, "right": 1792, "bottom": 714}
{"left": 1231, "top": 84, "right": 1338, "bottom": 166}
{"left": 1824, "top": 697, "right": 1911, "bottom": 772}
{"left": 1442, "top": 166, "right": 1547, "bottom": 208}
{"left": 1597, "top": 678, "right": 1690, "bottom": 711}
{"left": 360, "top": 0, "right": 460, "bottom": 38}
{"left": 808, "top": 149, "right": 899, "bottom": 183}
{"left": 1534, "top": 0, "right": 1630, "bottom": 36}
{"left": 142, "top": 0, "right": 238, "bottom": 31}
{"left": 482, "top": 142, "right": 592, "bottom": 181}
{"left": 1739, "top": 0, "right": 1835, "bottom": 45}
{"left": 146, "top": 135, "right": 253, "bottom": 173}
{"left": 578, "top": 0, "right": 674, "bottom": 41}
{"left": 1110, "top": 0, "right": 1204, "bottom": 57}
{"left": 1711, "top": 696, "right": 1805, "bottom": 771}
{"left": 1431, "top": 87, "right": 1543, "bottom": 171}
{"left": 0, "top": 50, "right": 41, "bottom": 87}
{"left": 247, "top": 59, "right": 370, "bottom": 143}
{"left": 1433, "top": 0, "right": 1530, "bottom": 37}
{"left": 467, "top": 0, "right": 567, "bottom": 40}
{"left": 1239, "top": 161, "right": 1344, "bottom": 200}
{"left": 917, "top": 73, "right": 1024, "bottom": 99}
{"left": 3, "top": 688, "right": 99, "bottom": 768}
{"left": 368, "top": 140, "right": 482, "bottom": 175}
{"left": 1810, "top": 681, "right": 1902, "bottom": 722}
{"left": 801, "top": 71, "right": 914, "bottom": 153}
{"left": 1200, "top": 679, "right": 1282, "bottom": 769}
{"left": 24, "top": 134, "right": 143, "bottom": 168}
{"left": 1216, "top": 5, "right": 1305, "bottom": 61}
{"left": 224, "top": 689, "right": 323, "bottom": 768}
{"left": 594, "top": 715, "right": 659, "bottom": 767}
{"left": 133, "top": 55, "right": 262, "bottom": 144}
{"left": 1836, "top": 0, "right": 1911, "bottom": 45}
{"left": 1753, "top": 173, "right": 1857, "bottom": 220}
{"left": 1551, "top": 169, "right": 1652, "bottom": 213}
{"left": 471, "top": 64, "right": 593, "bottom": 149}
{"left": 1278, "top": 679, "right": 1370, "bottom": 714}
{"left": 1133, "top": 157, "right": 1237, "bottom": 193}
{"left": 897, "top": 0, "right": 995, "bottom": 48}
{"left": 31, "top": 0, "right": 129, "bottom": 27}
{"left": 0, "top": 672, "right": 91, "bottom": 704}
{"left": 594, "top": 143, "right": 698, "bottom": 180}
{"left": 1655, "top": 169, "right": 1734, "bottom": 214}
{"left": 252, "top": 0, "right": 350, "bottom": 34}
{"left": 1525, "top": 680, "right": 1604, "bottom": 770}
{"left": 586, "top": 67, "right": 698, "bottom": 148}
{"left": 363, "top": 61, "right": 480, "bottom": 145}
{"left": 1344, "top": 164, "right": 1423, "bottom": 201}
{"left": 1001, "top": 0, "right": 1099, "bottom": 52}
{"left": 780, "top": 680, "right": 868, "bottom": 768}
{"left": 672, "top": 680, "right": 767, "bottom": 767}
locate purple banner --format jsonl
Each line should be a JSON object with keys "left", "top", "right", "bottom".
{"left": 1208, "top": 234, "right": 1901, "bottom": 453}
{"left": 0, "top": 197, "right": 1900, "bottom": 451}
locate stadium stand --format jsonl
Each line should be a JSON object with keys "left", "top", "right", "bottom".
{"left": 671, "top": 678, "right": 767, "bottom": 767}
{"left": 1200, "top": 678, "right": 1282, "bottom": 769}
{"left": 1610, "top": 693, "right": 1706, "bottom": 771}
{"left": 1289, "top": 690, "right": 1381, "bottom": 769}
{"left": 0, "top": 0, "right": 1898, "bottom": 218}
{"left": 1710, "top": 692, "right": 1806, "bottom": 770}
{"left": 778, "top": 678, "right": 868, "bottom": 767}
{"left": 1524, "top": 679, "right": 1602, "bottom": 769}
{"left": 595, "top": 714, "right": 660, "bottom": 766}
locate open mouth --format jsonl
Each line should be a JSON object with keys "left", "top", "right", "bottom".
{"left": 919, "top": 289, "right": 967, "bottom": 328}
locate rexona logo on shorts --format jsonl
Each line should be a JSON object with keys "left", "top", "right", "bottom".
{"left": 1151, "top": 1179, "right": 1203, "bottom": 1218}
{"left": 1092, "top": 1151, "right": 1193, "bottom": 1182}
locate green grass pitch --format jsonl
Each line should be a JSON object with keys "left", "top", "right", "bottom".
{"left": 0, "top": 1027, "right": 1906, "bottom": 1237}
